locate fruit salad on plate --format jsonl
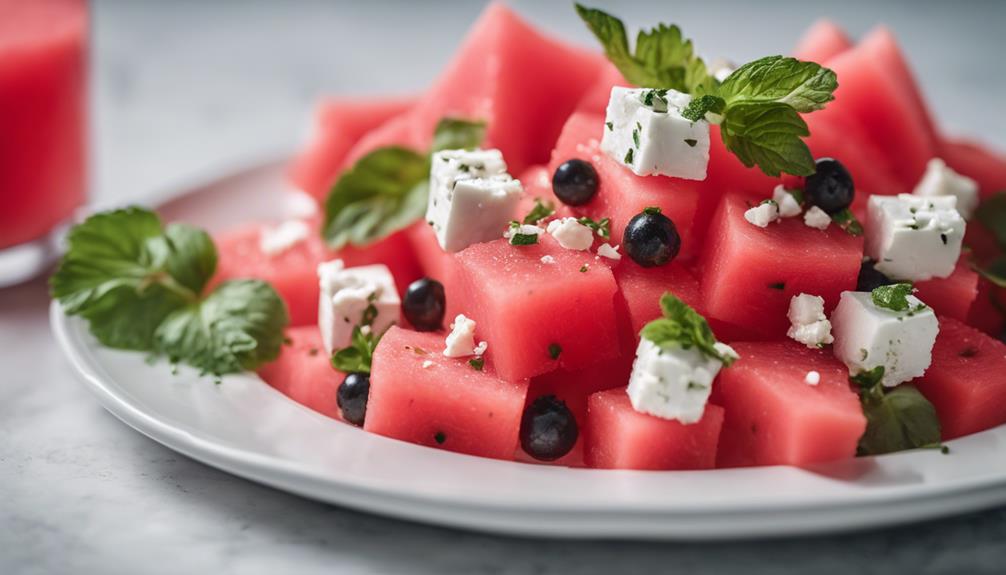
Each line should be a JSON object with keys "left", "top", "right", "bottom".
{"left": 52, "top": 4, "right": 1006, "bottom": 471}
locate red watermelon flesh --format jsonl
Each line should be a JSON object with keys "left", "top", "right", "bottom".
{"left": 939, "top": 137, "right": 1006, "bottom": 199}
{"left": 914, "top": 258, "right": 979, "bottom": 323}
{"left": 699, "top": 193, "right": 864, "bottom": 337}
{"left": 403, "top": 221, "right": 466, "bottom": 325}
{"left": 967, "top": 279, "right": 1005, "bottom": 337}
{"left": 365, "top": 326, "right": 529, "bottom": 460}
{"left": 287, "top": 96, "right": 415, "bottom": 201}
{"left": 341, "top": 111, "right": 424, "bottom": 169}
{"left": 408, "top": 3, "right": 604, "bottom": 175}
{"left": 515, "top": 164, "right": 577, "bottom": 222}
{"left": 576, "top": 61, "right": 627, "bottom": 115}
{"left": 453, "top": 236, "right": 621, "bottom": 382}
{"left": 585, "top": 388, "right": 724, "bottom": 470}
{"left": 859, "top": 26, "right": 937, "bottom": 142}
{"left": 257, "top": 326, "right": 345, "bottom": 421}
{"left": 915, "top": 317, "right": 1006, "bottom": 440}
{"left": 614, "top": 260, "right": 703, "bottom": 337}
{"left": 712, "top": 341, "right": 866, "bottom": 468}
{"left": 792, "top": 19, "right": 853, "bottom": 63}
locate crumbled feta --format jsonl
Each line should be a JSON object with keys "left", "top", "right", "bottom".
{"left": 600, "top": 86, "right": 711, "bottom": 180}
{"left": 831, "top": 290, "right": 939, "bottom": 387}
{"left": 317, "top": 260, "right": 400, "bottom": 353}
{"left": 803, "top": 206, "right": 832, "bottom": 230}
{"left": 626, "top": 338, "right": 736, "bottom": 424}
{"left": 773, "top": 185, "right": 803, "bottom": 218}
{"left": 597, "top": 243, "right": 622, "bottom": 260}
{"left": 426, "top": 148, "right": 524, "bottom": 253}
{"left": 540, "top": 255, "right": 556, "bottom": 265}
{"left": 805, "top": 371, "right": 821, "bottom": 386}
{"left": 786, "top": 293, "right": 834, "bottom": 348}
{"left": 865, "top": 194, "right": 965, "bottom": 281}
{"left": 503, "top": 223, "right": 544, "bottom": 244}
{"left": 280, "top": 188, "right": 320, "bottom": 219}
{"left": 422, "top": 360, "right": 434, "bottom": 369}
{"left": 913, "top": 157, "right": 979, "bottom": 219}
{"left": 474, "top": 341, "right": 488, "bottom": 356}
{"left": 259, "top": 220, "right": 311, "bottom": 256}
{"left": 443, "top": 314, "right": 478, "bottom": 358}
{"left": 744, "top": 201, "right": 780, "bottom": 228}
{"left": 547, "top": 217, "right": 594, "bottom": 250}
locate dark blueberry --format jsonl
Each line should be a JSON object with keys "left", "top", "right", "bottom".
{"left": 337, "top": 372, "right": 370, "bottom": 426}
{"left": 805, "top": 158, "right": 855, "bottom": 215}
{"left": 856, "top": 260, "right": 895, "bottom": 292}
{"left": 402, "top": 277, "right": 446, "bottom": 332}
{"left": 520, "top": 395, "right": 578, "bottom": 461}
{"left": 552, "top": 159, "right": 599, "bottom": 206}
{"left": 623, "top": 208, "right": 681, "bottom": 267}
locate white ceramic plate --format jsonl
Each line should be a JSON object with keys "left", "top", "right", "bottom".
{"left": 51, "top": 160, "right": 1006, "bottom": 540}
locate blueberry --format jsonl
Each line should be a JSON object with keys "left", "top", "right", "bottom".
{"left": 623, "top": 208, "right": 681, "bottom": 267}
{"left": 402, "top": 277, "right": 446, "bottom": 332}
{"left": 337, "top": 372, "right": 370, "bottom": 426}
{"left": 552, "top": 159, "right": 599, "bottom": 206}
{"left": 805, "top": 158, "right": 855, "bottom": 215}
{"left": 520, "top": 395, "right": 578, "bottom": 461}
{"left": 857, "top": 260, "right": 895, "bottom": 292}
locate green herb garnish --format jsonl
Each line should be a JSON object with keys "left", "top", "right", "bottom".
{"left": 331, "top": 325, "right": 381, "bottom": 373}
{"left": 643, "top": 206, "right": 662, "bottom": 215}
{"left": 577, "top": 216, "right": 611, "bottom": 240}
{"left": 831, "top": 208, "right": 863, "bottom": 236}
{"left": 548, "top": 343, "right": 563, "bottom": 360}
{"left": 468, "top": 357, "right": 485, "bottom": 371}
{"left": 50, "top": 208, "right": 289, "bottom": 376}
{"left": 431, "top": 117, "right": 487, "bottom": 152}
{"left": 850, "top": 365, "right": 886, "bottom": 391}
{"left": 522, "top": 198, "right": 556, "bottom": 225}
{"left": 857, "top": 383, "right": 943, "bottom": 456}
{"left": 640, "top": 293, "right": 735, "bottom": 366}
{"left": 871, "top": 283, "right": 915, "bottom": 312}
{"left": 624, "top": 148, "right": 634, "bottom": 164}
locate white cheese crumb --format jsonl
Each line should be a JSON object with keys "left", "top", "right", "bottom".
{"left": 744, "top": 201, "right": 780, "bottom": 228}
{"left": 773, "top": 185, "right": 803, "bottom": 218}
{"left": 259, "top": 220, "right": 311, "bottom": 256}
{"left": 597, "top": 243, "right": 622, "bottom": 260}
{"left": 503, "top": 223, "right": 544, "bottom": 244}
{"left": 547, "top": 217, "right": 594, "bottom": 250}
{"left": 422, "top": 360, "right": 434, "bottom": 369}
{"left": 474, "top": 341, "right": 488, "bottom": 356}
{"left": 443, "top": 314, "right": 478, "bottom": 358}
{"left": 786, "top": 293, "right": 834, "bottom": 348}
{"left": 913, "top": 157, "right": 979, "bottom": 219}
{"left": 281, "top": 189, "right": 320, "bottom": 219}
{"left": 360, "top": 325, "right": 372, "bottom": 336}
{"left": 804, "top": 206, "right": 832, "bottom": 230}
{"left": 805, "top": 371, "right": 821, "bottom": 386}
{"left": 540, "top": 255, "right": 556, "bottom": 265}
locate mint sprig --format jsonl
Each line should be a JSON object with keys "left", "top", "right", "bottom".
{"left": 871, "top": 283, "right": 915, "bottom": 312}
{"left": 51, "top": 208, "right": 289, "bottom": 375}
{"left": 856, "top": 382, "right": 943, "bottom": 456}
{"left": 522, "top": 198, "right": 556, "bottom": 225}
{"left": 331, "top": 326, "right": 380, "bottom": 373}
{"left": 640, "top": 293, "right": 735, "bottom": 366}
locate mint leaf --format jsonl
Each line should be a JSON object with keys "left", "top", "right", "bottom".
{"left": 975, "top": 192, "right": 1006, "bottom": 250}
{"left": 974, "top": 255, "right": 1006, "bottom": 288}
{"left": 432, "top": 117, "right": 487, "bottom": 152}
{"left": 641, "top": 293, "right": 735, "bottom": 365}
{"left": 719, "top": 102, "right": 815, "bottom": 177}
{"left": 831, "top": 208, "right": 864, "bottom": 236}
{"left": 161, "top": 224, "right": 217, "bottom": 294}
{"left": 577, "top": 216, "right": 611, "bottom": 240}
{"left": 857, "top": 385, "right": 942, "bottom": 456}
{"left": 718, "top": 56, "right": 838, "bottom": 113}
{"left": 871, "top": 283, "right": 915, "bottom": 312}
{"left": 850, "top": 365, "right": 886, "bottom": 392}
{"left": 154, "top": 279, "right": 289, "bottom": 375}
{"left": 575, "top": 4, "right": 712, "bottom": 93}
{"left": 331, "top": 326, "right": 381, "bottom": 373}
{"left": 522, "top": 198, "right": 556, "bottom": 225}
{"left": 681, "top": 94, "right": 726, "bottom": 122}
{"left": 468, "top": 357, "right": 485, "bottom": 371}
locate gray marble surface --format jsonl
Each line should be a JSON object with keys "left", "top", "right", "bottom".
{"left": 3, "top": 1, "right": 1006, "bottom": 573}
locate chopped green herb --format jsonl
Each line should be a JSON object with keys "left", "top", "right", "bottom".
{"left": 683, "top": 138, "right": 698, "bottom": 147}
{"left": 577, "top": 216, "right": 611, "bottom": 239}
{"left": 871, "top": 283, "right": 915, "bottom": 312}
{"left": 850, "top": 366, "right": 886, "bottom": 392}
{"left": 624, "top": 148, "right": 634, "bottom": 164}
{"left": 510, "top": 233, "right": 539, "bottom": 246}
{"left": 468, "top": 357, "right": 485, "bottom": 371}
{"left": 548, "top": 343, "right": 563, "bottom": 360}
{"left": 831, "top": 208, "right": 864, "bottom": 236}
{"left": 605, "top": 121, "right": 614, "bottom": 131}
{"left": 331, "top": 325, "right": 382, "bottom": 374}
{"left": 579, "top": 264, "right": 589, "bottom": 273}
{"left": 643, "top": 206, "right": 662, "bottom": 215}
{"left": 522, "top": 198, "right": 556, "bottom": 225}
{"left": 434, "top": 431, "right": 447, "bottom": 444}
{"left": 681, "top": 94, "right": 725, "bottom": 122}
{"left": 640, "top": 293, "right": 735, "bottom": 365}
{"left": 632, "top": 126, "right": 640, "bottom": 148}
{"left": 768, "top": 282, "right": 785, "bottom": 290}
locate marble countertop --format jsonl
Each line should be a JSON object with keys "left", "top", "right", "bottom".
{"left": 3, "top": 1, "right": 1005, "bottom": 573}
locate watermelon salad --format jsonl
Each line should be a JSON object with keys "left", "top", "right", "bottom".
{"left": 52, "top": 4, "right": 1006, "bottom": 471}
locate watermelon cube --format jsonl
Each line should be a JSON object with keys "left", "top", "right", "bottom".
{"left": 792, "top": 19, "right": 852, "bottom": 63}
{"left": 453, "top": 236, "right": 621, "bottom": 382}
{"left": 914, "top": 259, "right": 979, "bottom": 323}
{"left": 712, "top": 341, "right": 867, "bottom": 468}
{"left": 859, "top": 27, "right": 937, "bottom": 143}
{"left": 614, "top": 260, "right": 703, "bottom": 337}
{"left": 341, "top": 111, "right": 424, "bottom": 169}
{"left": 365, "top": 326, "right": 529, "bottom": 460}
{"left": 915, "top": 317, "right": 1006, "bottom": 440}
{"left": 257, "top": 326, "right": 345, "bottom": 421}
{"left": 699, "top": 193, "right": 864, "bottom": 337}
{"left": 939, "top": 137, "right": 1006, "bottom": 199}
{"left": 576, "top": 61, "right": 627, "bottom": 115}
{"left": 967, "top": 279, "right": 1005, "bottom": 337}
{"left": 584, "top": 388, "right": 724, "bottom": 470}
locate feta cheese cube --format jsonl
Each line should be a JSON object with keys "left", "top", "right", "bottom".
{"left": 744, "top": 201, "right": 780, "bottom": 228}
{"left": 259, "top": 219, "right": 311, "bottom": 256}
{"left": 443, "top": 314, "right": 477, "bottom": 358}
{"left": 597, "top": 243, "right": 621, "bottom": 260}
{"left": 426, "top": 149, "right": 524, "bottom": 253}
{"left": 831, "top": 290, "right": 939, "bottom": 387}
{"left": 546, "top": 217, "right": 594, "bottom": 250}
{"left": 865, "top": 194, "right": 965, "bottom": 281}
{"left": 913, "top": 157, "right": 979, "bottom": 219}
{"left": 600, "top": 87, "right": 711, "bottom": 180}
{"left": 803, "top": 206, "right": 831, "bottom": 230}
{"left": 786, "top": 293, "right": 834, "bottom": 348}
{"left": 317, "top": 259, "right": 400, "bottom": 354}
{"left": 773, "top": 185, "right": 803, "bottom": 218}
{"left": 626, "top": 338, "right": 736, "bottom": 424}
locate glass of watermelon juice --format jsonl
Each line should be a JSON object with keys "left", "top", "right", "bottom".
{"left": 0, "top": 0, "right": 88, "bottom": 286}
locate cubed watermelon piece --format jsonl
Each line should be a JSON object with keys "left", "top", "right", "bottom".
{"left": 914, "top": 259, "right": 979, "bottom": 322}
{"left": 859, "top": 27, "right": 937, "bottom": 142}
{"left": 287, "top": 96, "right": 415, "bottom": 200}
{"left": 576, "top": 61, "right": 627, "bottom": 115}
{"left": 407, "top": 4, "right": 603, "bottom": 174}
{"left": 453, "top": 236, "right": 621, "bottom": 381}
{"left": 792, "top": 19, "right": 852, "bottom": 63}
{"left": 514, "top": 164, "right": 577, "bottom": 222}
{"left": 614, "top": 260, "right": 703, "bottom": 336}
{"left": 365, "top": 326, "right": 529, "bottom": 460}
{"left": 699, "top": 193, "right": 864, "bottom": 337}
{"left": 712, "top": 341, "right": 866, "bottom": 468}
{"left": 584, "top": 388, "right": 724, "bottom": 470}
{"left": 939, "top": 137, "right": 1006, "bottom": 199}
{"left": 967, "top": 279, "right": 1005, "bottom": 337}
{"left": 257, "top": 326, "right": 344, "bottom": 421}
{"left": 341, "top": 111, "right": 424, "bottom": 169}
{"left": 915, "top": 317, "right": 1006, "bottom": 440}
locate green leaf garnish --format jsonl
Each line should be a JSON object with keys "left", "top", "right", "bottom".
{"left": 431, "top": 117, "right": 487, "bottom": 152}
{"left": 850, "top": 365, "right": 886, "bottom": 391}
{"left": 974, "top": 255, "right": 1006, "bottom": 288}
{"left": 468, "top": 357, "right": 485, "bottom": 371}
{"left": 331, "top": 326, "right": 380, "bottom": 373}
{"left": 640, "top": 293, "right": 735, "bottom": 366}
{"left": 717, "top": 56, "right": 838, "bottom": 113}
{"left": 857, "top": 384, "right": 943, "bottom": 456}
{"left": 681, "top": 94, "right": 725, "bottom": 122}
{"left": 577, "top": 216, "right": 611, "bottom": 240}
{"left": 719, "top": 101, "right": 814, "bottom": 177}
{"left": 522, "top": 198, "right": 556, "bottom": 225}
{"left": 871, "top": 283, "right": 915, "bottom": 312}
{"left": 831, "top": 208, "right": 864, "bottom": 236}
{"left": 51, "top": 207, "right": 289, "bottom": 375}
